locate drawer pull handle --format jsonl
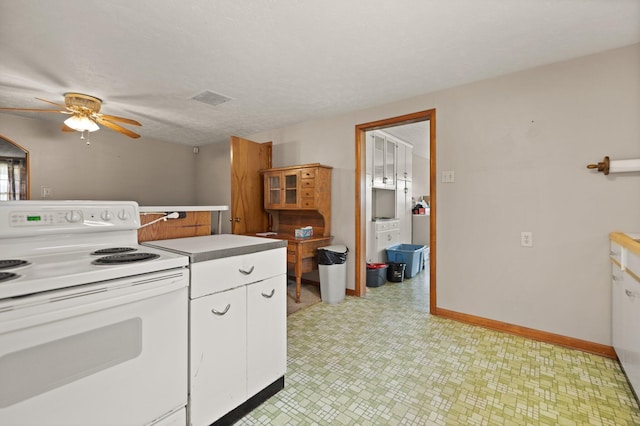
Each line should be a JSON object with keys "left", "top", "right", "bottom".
{"left": 261, "top": 289, "right": 275, "bottom": 298}
{"left": 211, "top": 304, "right": 231, "bottom": 316}
{"left": 625, "top": 289, "right": 636, "bottom": 298}
{"left": 610, "top": 250, "right": 619, "bottom": 256}
{"left": 239, "top": 266, "right": 255, "bottom": 275}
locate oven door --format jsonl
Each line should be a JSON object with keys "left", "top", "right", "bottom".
{"left": 0, "top": 268, "right": 189, "bottom": 426}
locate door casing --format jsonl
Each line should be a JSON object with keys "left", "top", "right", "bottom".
{"left": 354, "top": 109, "right": 436, "bottom": 313}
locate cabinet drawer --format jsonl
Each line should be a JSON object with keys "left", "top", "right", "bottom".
{"left": 190, "top": 248, "right": 287, "bottom": 298}
{"left": 374, "top": 220, "right": 399, "bottom": 232}
{"left": 300, "top": 197, "right": 315, "bottom": 208}
{"left": 300, "top": 179, "right": 315, "bottom": 189}
{"left": 299, "top": 168, "right": 316, "bottom": 179}
{"left": 300, "top": 188, "right": 314, "bottom": 198}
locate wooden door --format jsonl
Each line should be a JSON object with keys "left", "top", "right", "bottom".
{"left": 230, "top": 136, "right": 272, "bottom": 235}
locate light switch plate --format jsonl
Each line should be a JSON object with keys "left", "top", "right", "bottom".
{"left": 441, "top": 171, "right": 455, "bottom": 183}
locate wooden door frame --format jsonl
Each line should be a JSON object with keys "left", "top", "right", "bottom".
{"left": 355, "top": 109, "right": 436, "bottom": 313}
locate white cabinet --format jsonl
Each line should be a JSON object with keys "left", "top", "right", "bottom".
{"left": 190, "top": 287, "right": 247, "bottom": 426}
{"left": 371, "top": 132, "right": 396, "bottom": 189}
{"left": 247, "top": 276, "right": 287, "bottom": 397}
{"left": 396, "top": 141, "right": 413, "bottom": 181}
{"left": 395, "top": 179, "right": 412, "bottom": 243}
{"left": 189, "top": 247, "right": 286, "bottom": 426}
{"left": 611, "top": 242, "right": 624, "bottom": 353}
{"left": 610, "top": 235, "right": 640, "bottom": 398}
{"left": 371, "top": 219, "right": 400, "bottom": 263}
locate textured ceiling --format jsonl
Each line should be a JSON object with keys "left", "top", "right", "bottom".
{"left": 0, "top": 0, "right": 638, "bottom": 147}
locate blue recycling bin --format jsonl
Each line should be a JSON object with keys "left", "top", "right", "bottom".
{"left": 385, "top": 244, "right": 425, "bottom": 278}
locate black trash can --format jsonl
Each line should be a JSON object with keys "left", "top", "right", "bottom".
{"left": 386, "top": 262, "right": 406, "bottom": 282}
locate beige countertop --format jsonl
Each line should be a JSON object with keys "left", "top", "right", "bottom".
{"left": 610, "top": 232, "right": 640, "bottom": 257}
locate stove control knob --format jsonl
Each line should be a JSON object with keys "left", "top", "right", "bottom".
{"left": 65, "top": 210, "right": 82, "bottom": 223}
{"left": 117, "top": 209, "right": 129, "bottom": 221}
{"left": 101, "top": 210, "right": 113, "bottom": 221}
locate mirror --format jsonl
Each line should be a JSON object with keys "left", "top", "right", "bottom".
{"left": 0, "top": 135, "right": 29, "bottom": 200}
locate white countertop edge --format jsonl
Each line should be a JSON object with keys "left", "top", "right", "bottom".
{"left": 139, "top": 205, "right": 229, "bottom": 213}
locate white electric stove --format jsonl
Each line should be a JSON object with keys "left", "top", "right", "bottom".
{"left": 0, "top": 200, "right": 189, "bottom": 426}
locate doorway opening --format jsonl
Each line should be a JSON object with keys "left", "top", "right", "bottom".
{"left": 354, "top": 109, "right": 436, "bottom": 313}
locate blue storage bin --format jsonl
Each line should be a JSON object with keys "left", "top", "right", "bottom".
{"left": 385, "top": 244, "right": 425, "bottom": 278}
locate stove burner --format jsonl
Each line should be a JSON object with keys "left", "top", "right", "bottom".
{"left": 0, "top": 272, "right": 19, "bottom": 283}
{"left": 91, "top": 247, "right": 138, "bottom": 255}
{"left": 92, "top": 253, "right": 160, "bottom": 265}
{"left": 0, "top": 260, "right": 30, "bottom": 270}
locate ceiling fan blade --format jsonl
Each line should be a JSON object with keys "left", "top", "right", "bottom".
{"left": 95, "top": 117, "right": 141, "bottom": 139}
{"left": 0, "top": 107, "right": 71, "bottom": 113}
{"left": 61, "top": 124, "right": 75, "bottom": 132}
{"left": 96, "top": 114, "right": 142, "bottom": 127}
{"left": 35, "top": 97, "right": 69, "bottom": 109}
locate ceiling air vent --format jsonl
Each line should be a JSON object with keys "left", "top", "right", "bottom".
{"left": 191, "top": 90, "right": 233, "bottom": 107}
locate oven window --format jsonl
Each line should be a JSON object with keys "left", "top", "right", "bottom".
{"left": 0, "top": 318, "right": 142, "bottom": 407}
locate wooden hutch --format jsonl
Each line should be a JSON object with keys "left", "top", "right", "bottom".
{"left": 261, "top": 163, "right": 332, "bottom": 302}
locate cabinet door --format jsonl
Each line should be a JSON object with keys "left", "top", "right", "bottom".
{"left": 264, "top": 172, "right": 282, "bottom": 209}
{"left": 396, "top": 179, "right": 412, "bottom": 243}
{"left": 190, "top": 287, "right": 247, "bottom": 426}
{"left": 384, "top": 137, "right": 396, "bottom": 189}
{"left": 283, "top": 170, "right": 300, "bottom": 208}
{"left": 247, "top": 275, "right": 287, "bottom": 397}
{"left": 372, "top": 133, "right": 385, "bottom": 187}
{"left": 621, "top": 272, "right": 640, "bottom": 395}
{"left": 611, "top": 260, "right": 624, "bottom": 356}
{"left": 404, "top": 144, "right": 412, "bottom": 181}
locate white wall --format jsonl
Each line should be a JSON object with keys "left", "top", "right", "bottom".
{"left": 0, "top": 114, "right": 197, "bottom": 205}
{"left": 248, "top": 43, "right": 640, "bottom": 345}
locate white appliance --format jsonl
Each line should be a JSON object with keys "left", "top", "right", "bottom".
{"left": 0, "top": 201, "right": 190, "bottom": 426}
{"left": 412, "top": 213, "right": 430, "bottom": 246}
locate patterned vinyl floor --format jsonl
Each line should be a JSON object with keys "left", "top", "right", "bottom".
{"left": 236, "top": 269, "right": 640, "bottom": 425}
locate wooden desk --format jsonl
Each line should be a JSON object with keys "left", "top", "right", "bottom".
{"left": 259, "top": 233, "right": 332, "bottom": 303}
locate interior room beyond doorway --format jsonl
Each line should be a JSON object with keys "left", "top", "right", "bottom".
{"left": 354, "top": 109, "right": 435, "bottom": 311}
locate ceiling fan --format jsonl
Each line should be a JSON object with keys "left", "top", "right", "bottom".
{"left": 0, "top": 93, "right": 142, "bottom": 139}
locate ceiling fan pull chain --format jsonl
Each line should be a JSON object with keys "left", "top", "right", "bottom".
{"left": 80, "top": 130, "right": 90, "bottom": 145}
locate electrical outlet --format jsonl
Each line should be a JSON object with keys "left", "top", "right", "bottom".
{"left": 441, "top": 171, "right": 455, "bottom": 183}
{"left": 520, "top": 231, "right": 533, "bottom": 247}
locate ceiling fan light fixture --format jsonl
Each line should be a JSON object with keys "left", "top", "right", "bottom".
{"left": 64, "top": 115, "right": 100, "bottom": 132}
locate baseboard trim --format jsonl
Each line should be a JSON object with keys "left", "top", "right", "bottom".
{"left": 211, "top": 376, "right": 285, "bottom": 425}
{"left": 434, "top": 307, "right": 616, "bottom": 359}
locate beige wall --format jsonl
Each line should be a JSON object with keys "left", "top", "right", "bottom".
{"left": 248, "top": 43, "right": 640, "bottom": 345}
{"left": 0, "top": 114, "right": 197, "bottom": 205}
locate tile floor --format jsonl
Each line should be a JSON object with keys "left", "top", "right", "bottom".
{"left": 237, "top": 269, "right": 640, "bottom": 425}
